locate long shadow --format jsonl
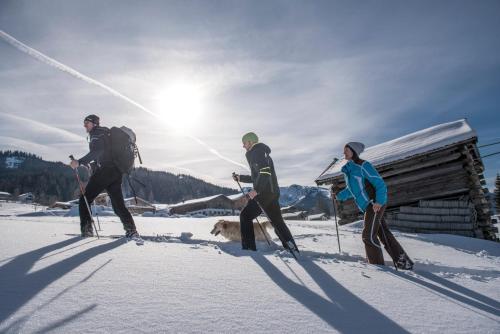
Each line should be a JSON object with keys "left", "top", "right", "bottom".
{"left": 251, "top": 254, "right": 409, "bottom": 333}
{"left": 1, "top": 259, "right": 112, "bottom": 333}
{"left": 0, "top": 237, "right": 124, "bottom": 324}
{"left": 388, "top": 270, "right": 500, "bottom": 319}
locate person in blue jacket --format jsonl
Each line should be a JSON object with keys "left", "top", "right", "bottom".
{"left": 334, "top": 142, "right": 413, "bottom": 269}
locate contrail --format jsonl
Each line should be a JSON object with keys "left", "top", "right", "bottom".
{"left": 0, "top": 110, "right": 86, "bottom": 142}
{"left": 0, "top": 29, "right": 249, "bottom": 171}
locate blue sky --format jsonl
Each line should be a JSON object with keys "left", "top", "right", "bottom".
{"left": 0, "top": 0, "right": 499, "bottom": 189}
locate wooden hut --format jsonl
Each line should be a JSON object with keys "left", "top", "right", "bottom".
{"left": 169, "top": 194, "right": 235, "bottom": 216}
{"left": 315, "top": 119, "right": 498, "bottom": 241}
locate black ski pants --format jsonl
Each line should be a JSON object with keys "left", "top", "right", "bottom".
{"left": 79, "top": 165, "right": 137, "bottom": 234}
{"left": 240, "top": 197, "right": 295, "bottom": 250}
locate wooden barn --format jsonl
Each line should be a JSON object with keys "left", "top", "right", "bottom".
{"left": 169, "top": 194, "right": 236, "bottom": 216}
{"left": 315, "top": 119, "right": 498, "bottom": 241}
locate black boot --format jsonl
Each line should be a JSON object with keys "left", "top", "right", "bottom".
{"left": 396, "top": 253, "right": 414, "bottom": 270}
{"left": 81, "top": 225, "right": 94, "bottom": 237}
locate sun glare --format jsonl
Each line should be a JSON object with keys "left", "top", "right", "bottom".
{"left": 154, "top": 82, "right": 205, "bottom": 131}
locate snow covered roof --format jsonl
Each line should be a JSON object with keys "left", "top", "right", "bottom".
{"left": 169, "top": 194, "right": 227, "bottom": 208}
{"left": 0, "top": 191, "right": 12, "bottom": 196}
{"left": 308, "top": 213, "right": 327, "bottom": 219}
{"left": 227, "top": 193, "right": 245, "bottom": 201}
{"left": 316, "top": 119, "right": 476, "bottom": 182}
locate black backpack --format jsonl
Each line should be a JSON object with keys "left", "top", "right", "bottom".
{"left": 109, "top": 126, "right": 142, "bottom": 174}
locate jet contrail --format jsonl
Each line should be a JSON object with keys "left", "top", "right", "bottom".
{"left": 0, "top": 110, "right": 86, "bottom": 142}
{"left": 0, "top": 29, "right": 249, "bottom": 171}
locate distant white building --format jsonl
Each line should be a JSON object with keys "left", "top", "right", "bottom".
{"left": 283, "top": 211, "right": 308, "bottom": 221}
{"left": 18, "top": 192, "right": 34, "bottom": 203}
{"left": 0, "top": 191, "right": 12, "bottom": 201}
{"left": 308, "top": 213, "right": 330, "bottom": 221}
{"left": 5, "top": 156, "right": 25, "bottom": 169}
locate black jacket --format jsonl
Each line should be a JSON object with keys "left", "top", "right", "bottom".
{"left": 78, "top": 126, "right": 113, "bottom": 167}
{"left": 239, "top": 143, "right": 280, "bottom": 199}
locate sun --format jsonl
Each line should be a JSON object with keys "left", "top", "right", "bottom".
{"left": 154, "top": 82, "right": 205, "bottom": 131}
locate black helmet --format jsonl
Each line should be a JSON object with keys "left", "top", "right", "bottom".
{"left": 84, "top": 114, "right": 100, "bottom": 125}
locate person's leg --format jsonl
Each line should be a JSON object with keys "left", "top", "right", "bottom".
{"left": 79, "top": 168, "right": 108, "bottom": 235}
{"left": 377, "top": 215, "right": 413, "bottom": 269}
{"left": 263, "top": 199, "right": 296, "bottom": 249}
{"left": 378, "top": 217, "right": 405, "bottom": 260}
{"left": 362, "top": 204, "right": 385, "bottom": 265}
{"left": 106, "top": 174, "right": 137, "bottom": 234}
{"left": 239, "top": 199, "right": 261, "bottom": 250}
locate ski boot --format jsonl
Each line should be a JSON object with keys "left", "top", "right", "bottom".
{"left": 81, "top": 225, "right": 94, "bottom": 238}
{"left": 396, "top": 253, "right": 414, "bottom": 270}
{"left": 126, "top": 230, "right": 144, "bottom": 245}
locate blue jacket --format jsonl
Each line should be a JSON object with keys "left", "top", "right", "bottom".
{"left": 336, "top": 160, "right": 387, "bottom": 212}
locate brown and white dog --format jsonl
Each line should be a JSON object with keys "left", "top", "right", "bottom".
{"left": 210, "top": 219, "right": 272, "bottom": 242}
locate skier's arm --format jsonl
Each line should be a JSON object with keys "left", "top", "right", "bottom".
{"left": 336, "top": 188, "right": 353, "bottom": 202}
{"left": 238, "top": 174, "right": 253, "bottom": 183}
{"left": 78, "top": 133, "right": 106, "bottom": 165}
{"left": 253, "top": 150, "right": 272, "bottom": 194}
{"left": 361, "top": 162, "right": 387, "bottom": 205}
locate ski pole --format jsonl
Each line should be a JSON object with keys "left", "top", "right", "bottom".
{"left": 94, "top": 205, "right": 102, "bottom": 231}
{"left": 85, "top": 165, "right": 102, "bottom": 231}
{"left": 316, "top": 157, "right": 339, "bottom": 181}
{"left": 232, "top": 173, "right": 271, "bottom": 246}
{"left": 70, "top": 155, "right": 99, "bottom": 239}
{"left": 331, "top": 187, "right": 341, "bottom": 253}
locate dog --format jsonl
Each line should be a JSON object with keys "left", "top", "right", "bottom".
{"left": 210, "top": 219, "right": 272, "bottom": 242}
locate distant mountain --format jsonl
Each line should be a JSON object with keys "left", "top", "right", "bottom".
{"left": 0, "top": 151, "right": 237, "bottom": 206}
{"left": 279, "top": 184, "right": 334, "bottom": 215}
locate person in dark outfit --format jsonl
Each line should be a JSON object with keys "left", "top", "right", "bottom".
{"left": 69, "top": 115, "right": 139, "bottom": 239}
{"left": 233, "top": 132, "right": 297, "bottom": 252}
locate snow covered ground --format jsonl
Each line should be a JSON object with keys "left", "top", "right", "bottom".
{"left": 1, "top": 202, "right": 499, "bottom": 333}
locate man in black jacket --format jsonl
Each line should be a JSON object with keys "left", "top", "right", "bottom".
{"left": 233, "top": 132, "right": 297, "bottom": 252}
{"left": 69, "top": 115, "right": 140, "bottom": 240}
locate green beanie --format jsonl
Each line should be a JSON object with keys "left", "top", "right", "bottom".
{"left": 242, "top": 132, "right": 259, "bottom": 143}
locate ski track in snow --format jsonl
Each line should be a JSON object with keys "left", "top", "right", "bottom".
{"left": 0, "top": 203, "right": 499, "bottom": 333}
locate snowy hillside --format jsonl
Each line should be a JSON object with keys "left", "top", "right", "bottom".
{"left": 1, "top": 202, "right": 499, "bottom": 333}
{"left": 280, "top": 185, "right": 333, "bottom": 215}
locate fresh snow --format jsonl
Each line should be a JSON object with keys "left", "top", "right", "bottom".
{"left": 1, "top": 202, "right": 499, "bottom": 333}
{"left": 317, "top": 119, "right": 476, "bottom": 181}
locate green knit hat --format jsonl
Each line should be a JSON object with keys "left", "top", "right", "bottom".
{"left": 242, "top": 132, "right": 259, "bottom": 143}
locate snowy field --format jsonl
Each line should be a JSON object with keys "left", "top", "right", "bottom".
{"left": 1, "top": 203, "right": 499, "bottom": 333}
